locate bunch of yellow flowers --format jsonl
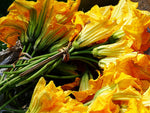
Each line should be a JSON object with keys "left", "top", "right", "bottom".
{"left": 0, "top": 0, "right": 150, "bottom": 112}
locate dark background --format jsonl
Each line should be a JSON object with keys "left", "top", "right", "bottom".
{"left": 0, "top": 0, "right": 14, "bottom": 17}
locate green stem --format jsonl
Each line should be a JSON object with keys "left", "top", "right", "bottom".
{"left": 4, "top": 57, "right": 47, "bottom": 75}
{"left": 26, "top": 43, "right": 32, "bottom": 53}
{"left": 0, "top": 63, "right": 29, "bottom": 68}
{"left": 45, "top": 74, "right": 80, "bottom": 79}
{"left": 70, "top": 56, "right": 98, "bottom": 63}
{"left": 0, "top": 57, "right": 46, "bottom": 88}
{"left": 16, "top": 45, "right": 27, "bottom": 66}
{"left": 0, "top": 74, "right": 14, "bottom": 88}
{"left": 19, "top": 50, "right": 64, "bottom": 76}
{"left": 46, "top": 58, "right": 62, "bottom": 73}
{"left": 69, "top": 46, "right": 74, "bottom": 53}
{"left": 17, "top": 59, "right": 57, "bottom": 86}
{"left": 0, "top": 74, "right": 6, "bottom": 82}
{"left": 71, "top": 50, "right": 92, "bottom": 55}
{"left": 28, "top": 51, "right": 58, "bottom": 62}
{"left": 0, "top": 75, "right": 21, "bottom": 93}
{"left": 22, "top": 44, "right": 26, "bottom": 52}
{"left": 2, "top": 108, "right": 25, "bottom": 113}
{"left": 31, "top": 50, "right": 35, "bottom": 57}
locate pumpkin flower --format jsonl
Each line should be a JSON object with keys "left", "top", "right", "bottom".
{"left": 104, "top": 52, "right": 150, "bottom": 82}
{"left": 72, "top": 71, "right": 94, "bottom": 103}
{"left": 92, "top": 37, "right": 133, "bottom": 59}
{"left": 142, "top": 87, "right": 150, "bottom": 107}
{"left": 0, "top": 9, "right": 27, "bottom": 47}
{"left": 124, "top": 98, "right": 150, "bottom": 113}
{"left": 110, "top": 0, "right": 138, "bottom": 26}
{"left": 0, "top": 0, "right": 82, "bottom": 94}
{"left": 98, "top": 57, "right": 118, "bottom": 68}
{"left": 87, "top": 88, "right": 119, "bottom": 113}
{"left": 110, "top": 0, "right": 150, "bottom": 52}
{"left": 92, "top": 30, "right": 133, "bottom": 68}
{"left": 123, "top": 9, "right": 150, "bottom": 52}
{"left": 26, "top": 77, "right": 87, "bottom": 113}
{"left": 1, "top": 0, "right": 80, "bottom": 52}
{"left": 72, "top": 5, "right": 121, "bottom": 49}
{"left": 92, "top": 71, "right": 142, "bottom": 93}
{"left": 95, "top": 29, "right": 126, "bottom": 68}
{"left": 113, "top": 86, "right": 141, "bottom": 101}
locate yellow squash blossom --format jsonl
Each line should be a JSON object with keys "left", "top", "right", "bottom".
{"left": 110, "top": 0, "right": 150, "bottom": 52}
{"left": 125, "top": 98, "right": 150, "bottom": 113}
{"left": 98, "top": 57, "right": 118, "bottom": 69}
{"left": 73, "top": 71, "right": 142, "bottom": 104}
{"left": 72, "top": 5, "right": 121, "bottom": 49}
{"left": 142, "top": 87, "right": 150, "bottom": 107}
{"left": 113, "top": 72, "right": 142, "bottom": 91}
{"left": 140, "top": 80, "right": 150, "bottom": 92}
{"left": 85, "top": 5, "right": 113, "bottom": 22}
{"left": 92, "top": 38, "right": 133, "bottom": 58}
{"left": 104, "top": 52, "right": 150, "bottom": 81}
{"left": 0, "top": 0, "right": 80, "bottom": 50}
{"left": 123, "top": 9, "right": 150, "bottom": 52}
{"left": 113, "top": 86, "right": 141, "bottom": 101}
{"left": 72, "top": 75, "right": 102, "bottom": 103}
{"left": 54, "top": 0, "right": 81, "bottom": 24}
{"left": 72, "top": 71, "right": 95, "bottom": 103}
{"left": 110, "top": 0, "right": 138, "bottom": 26}
{"left": 92, "top": 37, "right": 133, "bottom": 68}
{"left": 0, "top": 10, "right": 27, "bottom": 47}
{"left": 87, "top": 90, "right": 119, "bottom": 113}
{"left": 26, "top": 77, "right": 87, "bottom": 113}
{"left": 103, "top": 72, "right": 141, "bottom": 91}
{"left": 72, "top": 11, "right": 90, "bottom": 27}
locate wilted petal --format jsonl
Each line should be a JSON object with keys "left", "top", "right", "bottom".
{"left": 61, "top": 77, "right": 80, "bottom": 90}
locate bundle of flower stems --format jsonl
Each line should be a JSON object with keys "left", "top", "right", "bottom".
{"left": 1, "top": 0, "right": 150, "bottom": 112}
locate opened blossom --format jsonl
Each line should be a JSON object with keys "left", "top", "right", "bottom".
{"left": 142, "top": 87, "right": 150, "bottom": 107}
{"left": 92, "top": 36, "right": 133, "bottom": 68}
{"left": 72, "top": 5, "right": 121, "bottom": 49}
{"left": 1, "top": 0, "right": 150, "bottom": 112}
{"left": 104, "top": 52, "right": 150, "bottom": 81}
{"left": 92, "top": 38, "right": 133, "bottom": 58}
{"left": 123, "top": 9, "right": 150, "bottom": 52}
{"left": 0, "top": 10, "right": 27, "bottom": 47}
{"left": 87, "top": 90, "right": 119, "bottom": 113}
{"left": 26, "top": 77, "right": 87, "bottom": 113}
{"left": 124, "top": 98, "right": 150, "bottom": 113}
{"left": 0, "top": 0, "right": 80, "bottom": 51}
{"left": 110, "top": 0, "right": 150, "bottom": 52}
